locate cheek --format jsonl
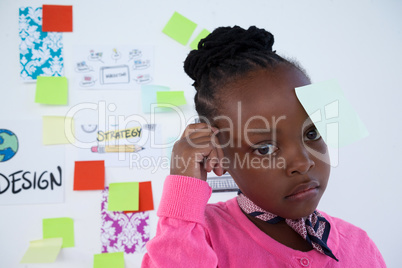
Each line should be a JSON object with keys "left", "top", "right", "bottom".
{"left": 314, "top": 148, "right": 331, "bottom": 190}
{"left": 305, "top": 140, "right": 331, "bottom": 165}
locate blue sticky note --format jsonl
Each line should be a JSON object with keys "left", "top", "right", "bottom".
{"left": 141, "top": 85, "right": 170, "bottom": 113}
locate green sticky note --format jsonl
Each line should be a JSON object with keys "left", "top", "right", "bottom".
{"left": 108, "top": 182, "right": 139, "bottom": 211}
{"left": 162, "top": 12, "right": 197, "bottom": 45}
{"left": 43, "top": 217, "right": 74, "bottom": 248}
{"left": 190, "top": 29, "right": 210, "bottom": 50}
{"left": 295, "top": 79, "right": 369, "bottom": 148}
{"left": 93, "top": 252, "right": 125, "bottom": 268}
{"left": 35, "top": 76, "right": 68, "bottom": 105}
{"left": 156, "top": 91, "right": 187, "bottom": 107}
{"left": 141, "top": 85, "right": 171, "bottom": 113}
{"left": 20, "top": 238, "right": 63, "bottom": 263}
{"left": 43, "top": 116, "right": 75, "bottom": 145}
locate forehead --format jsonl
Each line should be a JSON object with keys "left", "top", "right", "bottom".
{"left": 214, "top": 66, "right": 311, "bottom": 130}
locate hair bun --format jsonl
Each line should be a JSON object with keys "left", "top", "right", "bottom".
{"left": 184, "top": 26, "right": 275, "bottom": 88}
{"left": 201, "top": 26, "right": 274, "bottom": 53}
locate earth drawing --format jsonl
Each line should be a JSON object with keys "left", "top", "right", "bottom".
{"left": 0, "top": 129, "right": 19, "bottom": 162}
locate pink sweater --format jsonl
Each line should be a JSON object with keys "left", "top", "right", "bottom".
{"left": 142, "top": 175, "right": 386, "bottom": 267}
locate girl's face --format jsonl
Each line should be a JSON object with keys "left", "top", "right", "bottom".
{"left": 215, "top": 65, "right": 330, "bottom": 219}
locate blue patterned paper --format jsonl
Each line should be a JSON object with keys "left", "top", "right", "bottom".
{"left": 19, "top": 7, "right": 64, "bottom": 81}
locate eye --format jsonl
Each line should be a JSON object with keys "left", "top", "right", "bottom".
{"left": 252, "top": 144, "right": 278, "bottom": 156}
{"left": 304, "top": 127, "right": 321, "bottom": 141}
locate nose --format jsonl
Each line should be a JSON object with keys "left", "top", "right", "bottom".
{"left": 285, "top": 144, "right": 315, "bottom": 176}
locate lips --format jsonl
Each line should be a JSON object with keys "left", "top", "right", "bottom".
{"left": 285, "top": 181, "right": 320, "bottom": 199}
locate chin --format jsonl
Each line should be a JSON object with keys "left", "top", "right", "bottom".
{"left": 288, "top": 205, "right": 319, "bottom": 220}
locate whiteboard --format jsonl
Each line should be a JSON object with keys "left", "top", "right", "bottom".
{"left": 0, "top": 0, "right": 401, "bottom": 267}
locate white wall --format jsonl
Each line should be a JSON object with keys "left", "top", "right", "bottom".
{"left": 1, "top": 0, "right": 401, "bottom": 267}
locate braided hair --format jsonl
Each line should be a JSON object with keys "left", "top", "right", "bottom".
{"left": 184, "top": 25, "right": 308, "bottom": 121}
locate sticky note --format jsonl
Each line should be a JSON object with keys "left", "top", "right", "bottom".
{"left": 42, "top": 116, "right": 75, "bottom": 145}
{"left": 74, "top": 160, "right": 105, "bottom": 190}
{"left": 108, "top": 182, "right": 139, "bottom": 211}
{"left": 295, "top": 79, "right": 369, "bottom": 148}
{"left": 43, "top": 217, "right": 74, "bottom": 248}
{"left": 162, "top": 12, "right": 197, "bottom": 45}
{"left": 93, "top": 252, "right": 125, "bottom": 268}
{"left": 125, "top": 181, "right": 154, "bottom": 213}
{"left": 42, "top": 5, "right": 73, "bottom": 32}
{"left": 20, "top": 238, "right": 63, "bottom": 263}
{"left": 141, "top": 85, "right": 170, "bottom": 113}
{"left": 165, "top": 136, "right": 178, "bottom": 162}
{"left": 190, "top": 29, "right": 210, "bottom": 50}
{"left": 156, "top": 91, "right": 186, "bottom": 107}
{"left": 35, "top": 76, "right": 68, "bottom": 105}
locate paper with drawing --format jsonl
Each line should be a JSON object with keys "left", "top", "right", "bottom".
{"left": 74, "top": 45, "right": 154, "bottom": 90}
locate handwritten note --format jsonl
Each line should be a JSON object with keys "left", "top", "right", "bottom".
{"left": 43, "top": 217, "right": 74, "bottom": 248}
{"left": 20, "top": 238, "right": 62, "bottom": 263}
{"left": 35, "top": 76, "right": 68, "bottom": 105}
{"left": 74, "top": 160, "right": 105, "bottom": 190}
{"left": 162, "top": 12, "right": 197, "bottom": 45}
{"left": 156, "top": 91, "right": 186, "bottom": 107}
{"left": 74, "top": 45, "right": 154, "bottom": 90}
{"left": 190, "top": 29, "right": 210, "bottom": 50}
{"left": 108, "top": 182, "right": 139, "bottom": 211}
{"left": 74, "top": 120, "right": 164, "bottom": 167}
{"left": 93, "top": 252, "right": 125, "bottom": 268}
{"left": 295, "top": 79, "right": 369, "bottom": 148}
{"left": 42, "top": 5, "right": 73, "bottom": 32}
{"left": 42, "top": 116, "right": 75, "bottom": 145}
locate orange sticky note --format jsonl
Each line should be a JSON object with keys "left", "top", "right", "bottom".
{"left": 42, "top": 5, "right": 73, "bottom": 32}
{"left": 73, "top": 161, "right": 105, "bottom": 190}
{"left": 124, "top": 181, "right": 154, "bottom": 213}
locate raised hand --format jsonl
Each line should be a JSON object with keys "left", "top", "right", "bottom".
{"left": 170, "top": 123, "right": 225, "bottom": 181}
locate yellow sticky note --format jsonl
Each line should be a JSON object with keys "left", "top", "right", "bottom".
{"left": 190, "top": 29, "right": 210, "bottom": 50}
{"left": 162, "top": 12, "right": 197, "bottom": 45}
{"left": 295, "top": 79, "right": 369, "bottom": 148}
{"left": 20, "top": 238, "right": 63, "bottom": 263}
{"left": 108, "top": 182, "right": 139, "bottom": 211}
{"left": 43, "top": 217, "right": 74, "bottom": 248}
{"left": 35, "top": 76, "right": 68, "bottom": 105}
{"left": 93, "top": 252, "right": 125, "bottom": 268}
{"left": 42, "top": 116, "right": 75, "bottom": 145}
{"left": 156, "top": 91, "right": 187, "bottom": 107}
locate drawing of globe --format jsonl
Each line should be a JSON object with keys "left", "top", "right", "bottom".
{"left": 0, "top": 129, "right": 19, "bottom": 162}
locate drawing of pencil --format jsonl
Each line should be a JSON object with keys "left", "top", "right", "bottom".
{"left": 91, "top": 145, "right": 145, "bottom": 153}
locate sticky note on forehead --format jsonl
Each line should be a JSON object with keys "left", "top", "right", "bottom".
{"left": 295, "top": 79, "right": 369, "bottom": 148}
